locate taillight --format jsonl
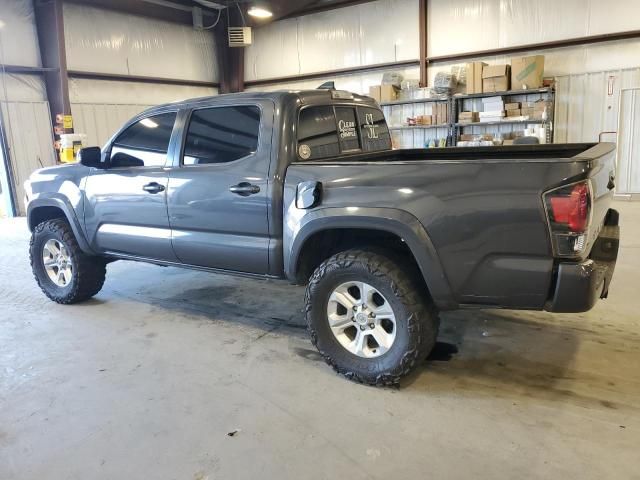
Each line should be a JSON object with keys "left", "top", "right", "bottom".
{"left": 544, "top": 181, "right": 592, "bottom": 257}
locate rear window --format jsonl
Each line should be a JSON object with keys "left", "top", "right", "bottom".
{"left": 297, "top": 105, "right": 391, "bottom": 161}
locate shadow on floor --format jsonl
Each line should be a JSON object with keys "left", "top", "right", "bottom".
{"left": 102, "top": 264, "right": 616, "bottom": 405}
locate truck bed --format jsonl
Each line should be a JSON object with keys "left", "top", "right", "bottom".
{"left": 283, "top": 143, "right": 616, "bottom": 310}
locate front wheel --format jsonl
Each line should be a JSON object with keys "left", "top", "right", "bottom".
{"left": 305, "top": 249, "right": 439, "bottom": 386}
{"left": 30, "top": 219, "right": 106, "bottom": 304}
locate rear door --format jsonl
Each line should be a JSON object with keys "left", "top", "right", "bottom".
{"left": 166, "top": 101, "right": 274, "bottom": 274}
{"left": 84, "top": 111, "right": 179, "bottom": 261}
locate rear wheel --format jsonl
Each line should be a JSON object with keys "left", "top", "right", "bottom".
{"left": 30, "top": 219, "right": 106, "bottom": 304}
{"left": 305, "top": 249, "right": 438, "bottom": 386}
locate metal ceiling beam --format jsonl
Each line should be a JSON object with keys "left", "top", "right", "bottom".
{"left": 0, "top": 65, "right": 57, "bottom": 75}
{"left": 67, "top": 70, "right": 220, "bottom": 88}
{"left": 278, "top": 0, "right": 380, "bottom": 20}
{"left": 426, "top": 29, "right": 640, "bottom": 64}
{"left": 64, "top": 0, "right": 217, "bottom": 26}
{"left": 244, "top": 59, "right": 420, "bottom": 87}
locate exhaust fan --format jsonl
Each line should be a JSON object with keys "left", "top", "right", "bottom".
{"left": 228, "top": 27, "right": 252, "bottom": 47}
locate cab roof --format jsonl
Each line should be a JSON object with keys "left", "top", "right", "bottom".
{"left": 142, "top": 89, "right": 378, "bottom": 116}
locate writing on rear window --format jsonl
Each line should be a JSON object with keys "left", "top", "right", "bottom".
{"left": 297, "top": 105, "right": 391, "bottom": 161}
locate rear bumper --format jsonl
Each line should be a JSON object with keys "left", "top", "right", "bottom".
{"left": 545, "top": 211, "right": 619, "bottom": 313}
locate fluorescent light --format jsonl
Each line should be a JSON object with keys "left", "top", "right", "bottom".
{"left": 0, "top": 20, "right": 5, "bottom": 29}
{"left": 248, "top": 6, "right": 272, "bottom": 18}
{"left": 140, "top": 118, "right": 158, "bottom": 128}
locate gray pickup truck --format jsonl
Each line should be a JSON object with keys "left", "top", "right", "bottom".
{"left": 24, "top": 89, "right": 619, "bottom": 385}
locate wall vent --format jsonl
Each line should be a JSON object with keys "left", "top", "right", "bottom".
{"left": 228, "top": 27, "right": 252, "bottom": 47}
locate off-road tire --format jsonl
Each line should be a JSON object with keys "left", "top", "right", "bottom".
{"left": 305, "top": 249, "right": 439, "bottom": 386}
{"left": 30, "top": 219, "right": 106, "bottom": 304}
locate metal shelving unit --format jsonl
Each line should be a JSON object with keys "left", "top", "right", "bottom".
{"left": 452, "top": 88, "right": 555, "bottom": 144}
{"left": 453, "top": 119, "right": 545, "bottom": 127}
{"left": 379, "top": 87, "right": 556, "bottom": 147}
{"left": 380, "top": 96, "right": 449, "bottom": 106}
{"left": 380, "top": 95, "right": 452, "bottom": 147}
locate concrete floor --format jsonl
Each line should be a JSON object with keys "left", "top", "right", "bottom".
{"left": 1, "top": 202, "right": 639, "bottom": 480}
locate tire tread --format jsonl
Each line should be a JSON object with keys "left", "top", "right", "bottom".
{"left": 30, "top": 219, "right": 106, "bottom": 304}
{"left": 305, "top": 249, "right": 438, "bottom": 386}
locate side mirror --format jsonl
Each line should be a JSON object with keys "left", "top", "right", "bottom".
{"left": 78, "top": 147, "right": 103, "bottom": 168}
{"left": 110, "top": 152, "right": 144, "bottom": 168}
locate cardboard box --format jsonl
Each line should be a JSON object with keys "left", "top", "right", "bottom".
{"left": 482, "top": 96, "right": 503, "bottom": 104}
{"left": 511, "top": 55, "right": 544, "bottom": 90}
{"left": 416, "top": 115, "right": 432, "bottom": 126}
{"left": 505, "top": 102, "right": 520, "bottom": 110}
{"left": 380, "top": 84, "right": 399, "bottom": 102}
{"left": 434, "top": 103, "right": 448, "bottom": 124}
{"left": 482, "top": 65, "right": 510, "bottom": 93}
{"left": 368, "top": 86, "right": 381, "bottom": 103}
{"left": 465, "top": 62, "right": 487, "bottom": 94}
{"left": 520, "top": 107, "right": 534, "bottom": 116}
{"left": 459, "top": 111, "right": 479, "bottom": 123}
{"left": 503, "top": 139, "right": 515, "bottom": 145}
{"left": 506, "top": 109, "right": 522, "bottom": 117}
{"left": 483, "top": 101, "right": 504, "bottom": 112}
{"left": 480, "top": 110, "right": 505, "bottom": 118}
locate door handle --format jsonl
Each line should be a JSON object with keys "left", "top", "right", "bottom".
{"left": 229, "top": 182, "right": 260, "bottom": 196}
{"left": 142, "top": 182, "right": 165, "bottom": 194}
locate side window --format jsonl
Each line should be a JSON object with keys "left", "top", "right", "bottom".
{"left": 183, "top": 106, "right": 260, "bottom": 165}
{"left": 335, "top": 106, "right": 360, "bottom": 152}
{"left": 357, "top": 107, "right": 391, "bottom": 152}
{"left": 297, "top": 106, "right": 340, "bottom": 160}
{"left": 111, "top": 112, "right": 177, "bottom": 167}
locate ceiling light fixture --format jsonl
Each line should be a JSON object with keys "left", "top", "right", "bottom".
{"left": 247, "top": 6, "right": 272, "bottom": 18}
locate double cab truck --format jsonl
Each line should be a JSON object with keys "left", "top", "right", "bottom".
{"left": 24, "top": 89, "right": 620, "bottom": 385}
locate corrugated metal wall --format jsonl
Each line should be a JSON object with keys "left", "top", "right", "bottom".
{"left": 0, "top": 101, "right": 56, "bottom": 214}
{"left": 70, "top": 103, "right": 154, "bottom": 148}
{"left": 63, "top": 4, "right": 219, "bottom": 147}
{"left": 68, "top": 78, "right": 217, "bottom": 147}
{"left": 554, "top": 68, "right": 640, "bottom": 143}
{"left": 616, "top": 88, "right": 640, "bottom": 194}
{"left": 245, "top": 0, "right": 419, "bottom": 82}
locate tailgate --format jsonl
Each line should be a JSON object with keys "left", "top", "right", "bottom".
{"left": 581, "top": 143, "right": 617, "bottom": 248}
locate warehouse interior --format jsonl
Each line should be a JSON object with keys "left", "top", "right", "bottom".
{"left": 1, "top": 0, "right": 639, "bottom": 478}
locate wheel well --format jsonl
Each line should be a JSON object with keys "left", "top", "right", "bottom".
{"left": 29, "top": 206, "right": 66, "bottom": 231}
{"left": 295, "top": 228, "right": 428, "bottom": 289}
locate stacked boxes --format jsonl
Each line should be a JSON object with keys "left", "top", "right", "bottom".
{"left": 511, "top": 55, "right": 545, "bottom": 90}
{"left": 482, "top": 65, "right": 511, "bottom": 93}
{"left": 465, "top": 62, "right": 487, "bottom": 94}
{"left": 368, "top": 85, "right": 400, "bottom": 103}
{"left": 479, "top": 96, "right": 505, "bottom": 122}
{"left": 460, "top": 56, "right": 545, "bottom": 95}
{"left": 434, "top": 102, "right": 448, "bottom": 125}
{"left": 505, "top": 102, "right": 521, "bottom": 117}
{"left": 458, "top": 111, "right": 479, "bottom": 123}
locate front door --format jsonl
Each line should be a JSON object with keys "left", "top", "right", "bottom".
{"left": 167, "top": 102, "right": 273, "bottom": 274}
{"left": 84, "top": 111, "right": 179, "bottom": 261}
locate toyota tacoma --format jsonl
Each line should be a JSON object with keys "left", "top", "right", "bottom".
{"left": 24, "top": 89, "right": 620, "bottom": 385}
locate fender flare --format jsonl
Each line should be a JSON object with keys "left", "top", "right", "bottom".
{"left": 286, "top": 207, "right": 457, "bottom": 310}
{"left": 27, "top": 196, "right": 96, "bottom": 255}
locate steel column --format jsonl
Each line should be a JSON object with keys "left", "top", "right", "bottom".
{"left": 214, "top": 8, "right": 245, "bottom": 93}
{"left": 33, "top": 0, "right": 71, "bottom": 133}
{"left": 418, "top": 0, "right": 427, "bottom": 87}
